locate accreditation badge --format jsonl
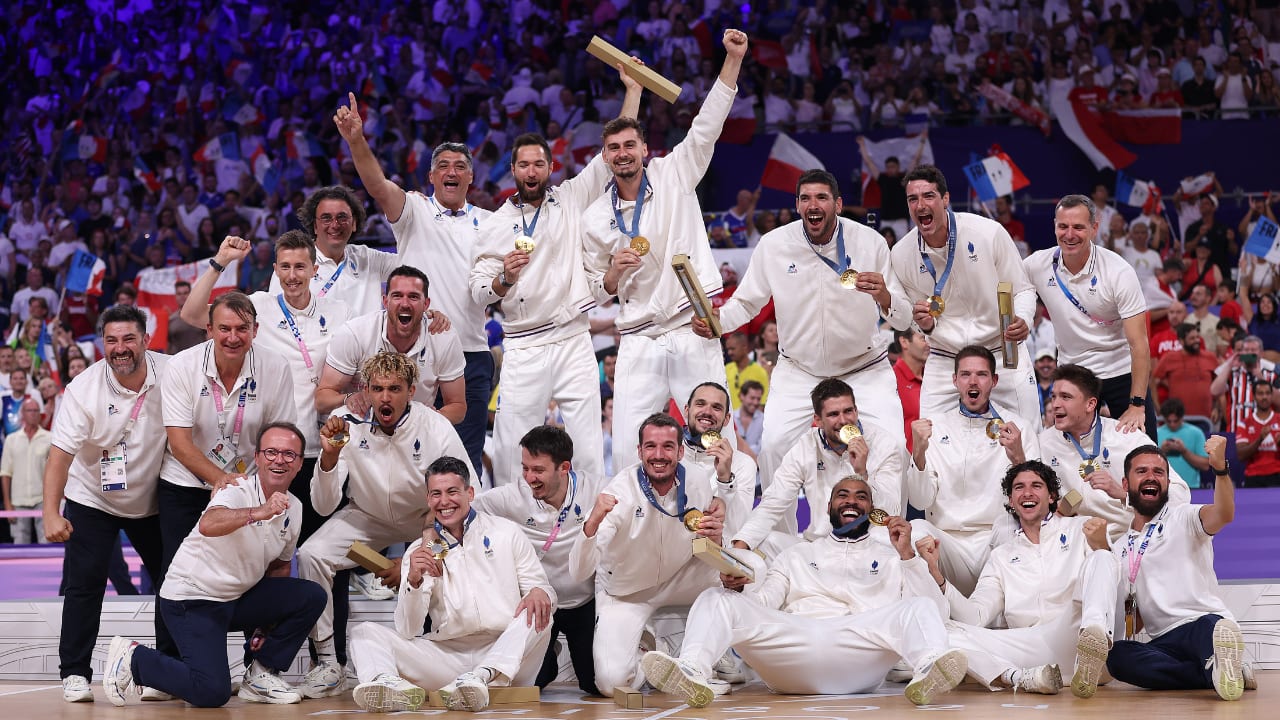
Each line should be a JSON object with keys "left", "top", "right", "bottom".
{"left": 100, "top": 441, "right": 128, "bottom": 492}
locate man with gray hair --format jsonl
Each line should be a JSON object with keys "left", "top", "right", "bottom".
{"left": 335, "top": 97, "right": 492, "bottom": 478}
{"left": 1024, "top": 194, "right": 1155, "bottom": 437}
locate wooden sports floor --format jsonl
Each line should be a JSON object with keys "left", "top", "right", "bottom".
{"left": 1, "top": 674, "right": 1271, "bottom": 718}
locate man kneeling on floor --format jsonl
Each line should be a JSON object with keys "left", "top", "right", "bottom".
{"left": 349, "top": 456, "right": 556, "bottom": 712}
{"left": 104, "top": 423, "right": 325, "bottom": 706}
{"left": 643, "top": 475, "right": 967, "bottom": 707}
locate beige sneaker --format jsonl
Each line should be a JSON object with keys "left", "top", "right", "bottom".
{"left": 905, "top": 650, "right": 967, "bottom": 706}
{"left": 641, "top": 651, "right": 714, "bottom": 708}
{"left": 1071, "top": 625, "right": 1109, "bottom": 698}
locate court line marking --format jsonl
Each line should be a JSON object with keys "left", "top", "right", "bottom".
{"left": 0, "top": 685, "right": 61, "bottom": 697}
{"left": 642, "top": 704, "right": 692, "bottom": 720}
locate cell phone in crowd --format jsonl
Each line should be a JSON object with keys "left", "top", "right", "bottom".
{"left": 1240, "top": 353, "right": 1258, "bottom": 367}
{"left": 866, "top": 211, "right": 878, "bottom": 229}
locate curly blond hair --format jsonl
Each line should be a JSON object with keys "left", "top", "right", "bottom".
{"left": 360, "top": 351, "right": 419, "bottom": 388}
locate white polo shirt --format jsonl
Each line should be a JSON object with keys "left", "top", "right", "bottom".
{"left": 1024, "top": 244, "right": 1146, "bottom": 379}
{"left": 1113, "top": 502, "right": 1231, "bottom": 638}
{"left": 51, "top": 352, "right": 169, "bottom": 518}
{"left": 249, "top": 291, "right": 350, "bottom": 458}
{"left": 269, "top": 243, "right": 401, "bottom": 319}
{"left": 471, "top": 470, "right": 602, "bottom": 610}
{"left": 891, "top": 212, "right": 1036, "bottom": 355}
{"left": 160, "top": 342, "right": 298, "bottom": 489}
{"left": 324, "top": 309, "right": 465, "bottom": 406}
{"left": 393, "top": 192, "right": 492, "bottom": 353}
{"left": 161, "top": 474, "right": 302, "bottom": 602}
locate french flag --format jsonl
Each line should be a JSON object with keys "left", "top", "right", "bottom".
{"left": 1244, "top": 217, "right": 1280, "bottom": 263}
{"left": 63, "top": 134, "right": 108, "bottom": 163}
{"left": 65, "top": 250, "right": 107, "bottom": 296}
{"left": 133, "top": 157, "right": 162, "bottom": 192}
{"left": 223, "top": 98, "right": 264, "bottom": 126}
{"left": 963, "top": 151, "right": 1030, "bottom": 203}
{"left": 760, "top": 133, "right": 825, "bottom": 194}
{"left": 198, "top": 82, "right": 217, "bottom": 114}
{"left": 194, "top": 132, "right": 241, "bottom": 163}
{"left": 1115, "top": 171, "right": 1162, "bottom": 214}
{"left": 285, "top": 130, "right": 325, "bottom": 159}
{"left": 250, "top": 146, "right": 279, "bottom": 194}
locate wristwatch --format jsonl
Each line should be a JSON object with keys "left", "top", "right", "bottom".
{"left": 208, "top": 257, "right": 226, "bottom": 273}
{"left": 1129, "top": 396, "right": 1146, "bottom": 407}
{"left": 1213, "top": 461, "right": 1231, "bottom": 476}
{"left": 499, "top": 272, "right": 514, "bottom": 288}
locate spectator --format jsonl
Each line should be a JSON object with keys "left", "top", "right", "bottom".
{"left": 1152, "top": 323, "right": 1220, "bottom": 419}
{"left": 1181, "top": 241, "right": 1223, "bottom": 300}
{"left": 8, "top": 267, "right": 60, "bottom": 333}
{"left": 1181, "top": 56, "right": 1219, "bottom": 117}
{"left": 1185, "top": 194, "right": 1236, "bottom": 279}
{"left": 824, "top": 80, "right": 863, "bottom": 132}
{"left": 893, "top": 327, "right": 928, "bottom": 451}
{"left": 166, "top": 280, "right": 206, "bottom": 355}
{"left": 1249, "top": 294, "right": 1280, "bottom": 357}
{"left": 721, "top": 188, "right": 759, "bottom": 248}
{"left": 1215, "top": 52, "right": 1255, "bottom": 119}
{"left": 735, "top": 378, "right": 765, "bottom": 461}
{"left": 1252, "top": 69, "right": 1280, "bottom": 117}
{"left": 1148, "top": 68, "right": 1184, "bottom": 108}
{"left": 994, "top": 195, "right": 1028, "bottom": 256}
{"left": 1239, "top": 195, "right": 1280, "bottom": 301}
{"left": 1211, "top": 334, "right": 1277, "bottom": 433}
{"left": 1235, "top": 378, "right": 1280, "bottom": 486}
{"left": 0, "top": 398, "right": 50, "bottom": 543}
{"left": 1216, "top": 280, "right": 1245, "bottom": 326}
{"left": 1033, "top": 347, "right": 1057, "bottom": 423}
{"left": 724, "top": 332, "right": 769, "bottom": 411}
{"left": 1157, "top": 398, "right": 1210, "bottom": 489}
{"left": 1186, "top": 284, "right": 1222, "bottom": 354}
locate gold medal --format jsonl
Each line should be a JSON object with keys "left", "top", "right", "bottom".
{"left": 428, "top": 539, "right": 449, "bottom": 561}
{"left": 867, "top": 508, "right": 889, "bottom": 526}
{"left": 682, "top": 509, "right": 704, "bottom": 532}
{"left": 838, "top": 424, "right": 861, "bottom": 444}
{"left": 1079, "top": 459, "right": 1101, "bottom": 478}
{"left": 325, "top": 431, "right": 348, "bottom": 448}
{"left": 839, "top": 269, "right": 859, "bottom": 289}
{"left": 927, "top": 295, "right": 946, "bottom": 317}
{"left": 630, "top": 235, "right": 651, "bottom": 256}
{"left": 700, "top": 430, "right": 721, "bottom": 449}
{"left": 985, "top": 418, "right": 1005, "bottom": 440}
{"left": 515, "top": 237, "right": 536, "bottom": 254}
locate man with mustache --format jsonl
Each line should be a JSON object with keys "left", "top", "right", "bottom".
{"left": 1107, "top": 439, "right": 1253, "bottom": 700}
{"left": 694, "top": 171, "right": 911, "bottom": 530}
{"left": 470, "top": 425, "right": 603, "bottom": 694}
{"left": 920, "top": 460, "right": 1118, "bottom": 698}
{"left": 889, "top": 165, "right": 1040, "bottom": 422}
{"left": 1024, "top": 194, "right": 1155, "bottom": 437}
{"left": 907, "top": 346, "right": 1039, "bottom": 595}
{"left": 642, "top": 476, "right": 966, "bottom": 708}
{"left": 42, "top": 306, "right": 172, "bottom": 703}
{"left": 271, "top": 186, "right": 400, "bottom": 318}
{"left": 299, "top": 351, "right": 467, "bottom": 697}
{"left": 1038, "top": 364, "right": 1189, "bottom": 539}
{"left": 569, "top": 413, "right": 736, "bottom": 693}
{"left": 580, "top": 29, "right": 748, "bottom": 473}
{"left": 732, "top": 378, "right": 905, "bottom": 555}
{"left": 317, "top": 266, "right": 464, "bottom": 425}
{"left": 336, "top": 96, "right": 494, "bottom": 478}
{"left": 472, "top": 61, "right": 643, "bottom": 488}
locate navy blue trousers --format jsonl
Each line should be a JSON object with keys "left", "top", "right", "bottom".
{"left": 1107, "top": 613, "right": 1224, "bottom": 690}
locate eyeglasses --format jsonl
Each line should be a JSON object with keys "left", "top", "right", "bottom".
{"left": 259, "top": 448, "right": 300, "bottom": 463}
{"left": 318, "top": 213, "right": 353, "bottom": 226}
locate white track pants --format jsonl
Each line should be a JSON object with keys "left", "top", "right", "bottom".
{"left": 349, "top": 615, "right": 550, "bottom": 688}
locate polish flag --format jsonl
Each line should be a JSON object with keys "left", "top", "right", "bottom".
{"left": 760, "top": 133, "right": 824, "bottom": 194}
{"left": 136, "top": 257, "right": 239, "bottom": 350}
{"left": 1050, "top": 94, "right": 1136, "bottom": 170}
{"left": 1103, "top": 108, "right": 1181, "bottom": 145}
{"left": 751, "top": 39, "right": 788, "bottom": 70}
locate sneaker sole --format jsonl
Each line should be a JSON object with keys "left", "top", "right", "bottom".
{"left": 354, "top": 683, "right": 425, "bottom": 712}
{"left": 140, "top": 689, "right": 174, "bottom": 701}
{"left": 442, "top": 684, "right": 490, "bottom": 712}
{"left": 1212, "top": 618, "right": 1245, "bottom": 701}
{"left": 1072, "top": 627, "right": 1108, "bottom": 698}
{"left": 641, "top": 653, "right": 714, "bottom": 708}
{"left": 103, "top": 636, "right": 135, "bottom": 706}
{"left": 906, "top": 650, "right": 968, "bottom": 706}
{"left": 238, "top": 686, "right": 301, "bottom": 705}
{"left": 1029, "top": 664, "right": 1063, "bottom": 695}
{"left": 62, "top": 689, "right": 94, "bottom": 703}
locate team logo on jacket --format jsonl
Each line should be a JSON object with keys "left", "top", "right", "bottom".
{"left": 1009, "top": 556, "right": 1021, "bottom": 564}
{"left": 525, "top": 517, "right": 536, "bottom": 527}
{"left": 512, "top": 223, "right": 521, "bottom": 235}
{"left": 787, "top": 263, "right": 797, "bottom": 274}
{"left": 247, "top": 379, "right": 258, "bottom": 400}
{"left": 967, "top": 242, "right": 978, "bottom": 262}
{"left": 808, "top": 561, "right": 818, "bottom": 570}
{"left": 1101, "top": 448, "right": 1112, "bottom": 468}
{"left": 1059, "top": 533, "right": 1069, "bottom": 549}
{"left": 483, "top": 536, "right": 494, "bottom": 557}
{"left": 412, "top": 439, "right": 422, "bottom": 461}
{"left": 277, "top": 320, "right": 288, "bottom": 330}
{"left": 1047, "top": 276, "right": 1057, "bottom": 287}
{"left": 816, "top": 460, "right": 825, "bottom": 471}
{"left": 358, "top": 439, "right": 370, "bottom": 450}
{"left": 108, "top": 404, "right": 119, "bottom": 415}
{"left": 635, "top": 507, "right": 645, "bottom": 518}
{"left": 918, "top": 263, "right": 927, "bottom": 274}
{"left": 939, "top": 435, "right": 951, "bottom": 445}
{"left": 319, "top": 316, "right": 328, "bottom": 333}
{"left": 869, "top": 560, "right": 879, "bottom": 575}
{"left": 1049, "top": 457, "right": 1060, "bottom": 467}
{"left": 200, "top": 385, "right": 211, "bottom": 397}
{"left": 1088, "top": 276, "right": 1099, "bottom": 294}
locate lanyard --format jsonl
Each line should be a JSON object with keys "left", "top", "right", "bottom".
{"left": 818, "top": 421, "right": 863, "bottom": 454}
{"left": 610, "top": 173, "right": 650, "bottom": 240}
{"left": 517, "top": 200, "right": 543, "bottom": 238}
{"left": 1065, "top": 415, "right": 1102, "bottom": 462}
{"left": 958, "top": 402, "right": 1002, "bottom": 422}
{"left": 1051, "top": 249, "right": 1117, "bottom": 326}
{"left": 805, "top": 223, "right": 850, "bottom": 277}
{"left": 541, "top": 471, "right": 579, "bottom": 552}
{"left": 919, "top": 207, "right": 958, "bottom": 298}
{"left": 276, "top": 294, "right": 315, "bottom": 375}
{"left": 434, "top": 508, "right": 477, "bottom": 548}
{"left": 211, "top": 382, "right": 249, "bottom": 448}
{"left": 429, "top": 194, "right": 475, "bottom": 224}
{"left": 1126, "top": 519, "right": 1160, "bottom": 586}
{"left": 116, "top": 390, "right": 149, "bottom": 445}
{"left": 317, "top": 259, "right": 347, "bottom": 298}
{"left": 636, "top": 464, "right": 688, "bottom": 519}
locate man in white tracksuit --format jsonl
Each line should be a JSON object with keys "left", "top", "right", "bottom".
{"left": 679, "top": 382, "right": 757, "bottom": 537}
{"left": 889, "top": 165, "right": 1039, "bottom": 421}
{"left": 918, "top": 459, "right": 1118, "bottom": 698}
{"left": 695, "top": 170, "right": 912, "bottom": 514}
{"left": 569, "top": 413, "right": 738, "bottom": 692}
{"left": 906, "top": 346, "right": 1040, "bottom": 595}
{"left": 297, "top": 352, "right": 467, "bottom": 695}
{"left": 471, "top": 65, "right": 642, "bottom": 487}
{"left": 471, "top": 425, "right": 602, "bottom": 694}
{"left": 581, "top": 29, "right": 748, "bottom": 472}
{"left": 349, "top": 457, "right": 556, "bottom": 713}
{"left": 732, "top": 378, "right": 906, "bottom": 553}
{"left": 641, "top": 476, "right": 967, "bottom": 708}
{"left": 1039, "top": 364, "right": 1189, "bottom": 540}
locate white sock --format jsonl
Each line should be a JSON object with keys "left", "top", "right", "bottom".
{"left": 473, "top": 667, "right": 496, "bottom": 684}
{"left": 313, "top": 636, "right": 337, "bottom": 660}
{"left": 1001, "top": 668, "right": 1021, "bottom": 687}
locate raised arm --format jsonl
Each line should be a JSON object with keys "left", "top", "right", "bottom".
{"left": 180, "top": 236, "right": 251, "bottom": 327}
{"left": 335, "top": 91, "right": 407, "bottom": 222}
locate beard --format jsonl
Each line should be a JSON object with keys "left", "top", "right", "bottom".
{"left": 828, "top": 506, "right": 870, "bottom": 539}
{"left": 517, "top": 178, "right": 548, "bottom": 204}
{"left": 1128, "top": 486, "right": 1169, "bottom": 518}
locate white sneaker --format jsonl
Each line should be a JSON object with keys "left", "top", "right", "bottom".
{"left": 62, "top": 675, "right": 93, "bottom": 703}
{"left": 238, "top": 661, "right": 301, "bottom": 704}
{"left": 300, "top": 659, "right": 347, "bottom": 698}
{"left": 1014, "top": 664, "right": 1063, "bottom": 695}
{"left": 140, "top": 687, "right": 174, "bottom": 701}
{"left": 905, "top": 649, "right": 967, "bottom": 706}
{"left": 350, "top": 573, "right": 396, "bottom": 600}
{"left": 439, "top": 671, "right": 490, "bottom": 712}
{"left": 1210, "top": 618, "right": 1245, "bottom": 701}
{"left": 707, "top": 678, "right": 732, "bottom": 696}
{"left": 1243, "top": 662, "right": 1257, "bottom": 691}
{"left": 713, "top": 650, "right": 749, "bottom": 684}
{"left": 885, "top": 660, "right": 914, "bottom": 683}
{"left": 352, "top": 674, "right": 426, "bottom": 713}
{"left": 641, "top": 651, "right": 714, "bottom": 708}
{"left": 1071, "top": 625, "right": 1108, "bottom": 698}
{"left": 103, "top": 636, "right": 140, "bottom": 707}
